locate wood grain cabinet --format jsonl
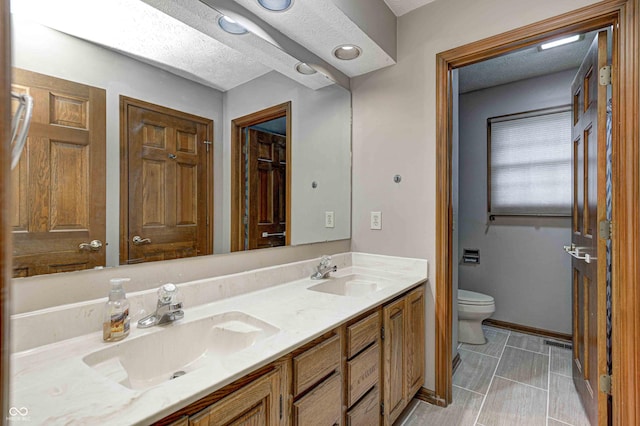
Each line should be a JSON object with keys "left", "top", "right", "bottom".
{"left": 156, "top": 284, "right": 425, "bottom": 426}
{"left": 382, "top": 285, "right": 425, "bottom": 426}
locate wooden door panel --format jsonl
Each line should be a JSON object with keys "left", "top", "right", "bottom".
{"left": 11, "top": 69, "right": 106, "bottom": 277}
{"left": 570, "top": 30, "right": 608, "bottom": 425}
{"left": 406, "top": 287, "right": 425, "bottom": 396}
{"left": 124, "top": 99, "right": 212, "bottom": 264}
{"left": 383, "top": 298, "right": 406, "bottom": 425}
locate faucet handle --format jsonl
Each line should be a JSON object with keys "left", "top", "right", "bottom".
{"left": 319, "top": 255, "right": 332, "bottom": 266}
{"left": 158, "top": 283, "right": 178, "bottom": 303}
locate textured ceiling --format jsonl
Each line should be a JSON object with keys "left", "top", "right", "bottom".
{"left": 459, "top": 32, "right": 597, "bottom": 93}
{"left": 231, "top": 0, "right": 396, "bottom": 77}
{"left": 383, "top": 0, "right": 437, "bottom": 16}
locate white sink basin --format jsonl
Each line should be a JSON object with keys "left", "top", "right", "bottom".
{"left": 83, "top": 311, "right": 279, "bottom": 390}
{"left": 307, "top": 274, "right": 394, "bottom": 297}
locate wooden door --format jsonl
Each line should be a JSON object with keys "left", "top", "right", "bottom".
{"left": 570, "top": 30, "right": 608, "bottom": 425}
{"left": 382, "top": 297, "right": 407, "bottom": 426}
{"left": 121, "top": 97, "right": 212, "bottom": 264}
{"left": 246, "top": 129, "right": 286, "bottom": 250}
{"left": 11, "top": 69, "right": 106, "bottom": 277}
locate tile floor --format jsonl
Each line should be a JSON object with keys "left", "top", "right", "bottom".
{"left": 397, "top": 326, "right": 591, "bottom": 426}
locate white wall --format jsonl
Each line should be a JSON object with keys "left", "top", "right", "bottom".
{"left": 458, "top": 70, "right": 575, "bottom": 335}
{"left": 223, "top": 72, "right": 351, "bottom": 252}
{"left": 11, "top": 17, "right": 224, "bottom": 266}
{"left": 350, "top": 0, "right": 599, "bottom": 390}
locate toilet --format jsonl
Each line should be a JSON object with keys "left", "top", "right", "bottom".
{"left": 458, "top": 289, "right": 495, "bottom": 344}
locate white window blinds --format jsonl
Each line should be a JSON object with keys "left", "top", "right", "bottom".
{"left": 488, "top": 107, "right": 572, "bottom": 216}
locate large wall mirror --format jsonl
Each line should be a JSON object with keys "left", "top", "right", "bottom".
{"left": 10, "top": 0, "right": 351, "bottom": 277}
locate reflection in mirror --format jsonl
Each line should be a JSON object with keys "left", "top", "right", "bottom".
{"left": 10, "top": 3, "right": 351, "bottom": 277}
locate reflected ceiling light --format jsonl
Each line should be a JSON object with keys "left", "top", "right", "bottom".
{"left": 333, "top": 45, "right": 361, "bottom": 60}
{"left": 295, "top": 62, "right": 317, "bottom": 75}
{"left": 540, "top": 34, "right": 581, "bottom": 50}
{"left": 258, "top": 0, "right": 293, "bottom": 11}
{"left": 218, "top": 15, "right": 249, "bottom": 35}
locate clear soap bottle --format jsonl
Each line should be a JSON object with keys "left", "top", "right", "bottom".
{"left": 103, "top": 278, "right": 131, "bottom": 342}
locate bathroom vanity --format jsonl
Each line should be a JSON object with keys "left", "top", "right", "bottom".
{"left": 10, "top": 253, "right": 427, "bottom": 425}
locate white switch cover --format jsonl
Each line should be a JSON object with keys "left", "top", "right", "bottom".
{"left": 370, "top": 211, "right": 382, "bottom": 230}
{"left": 325, "top": 211, "right": 335, "bottom": 228}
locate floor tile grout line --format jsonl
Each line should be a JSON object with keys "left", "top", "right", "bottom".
{"left": 551, "top": 371, "right": 573, "bottom": 379}
{"left": 458, "top": 346, "right": 501, "bottom": 359}
{"left": 460, "top": 348, "right": 504, "bottom": 359}
{"left": 494, "top": 374, "right": 549, "bottom": 392}
{"left": 504, "top": 343, "right": 551, "bottom": 356}
{"left": 548, "top": 415, "right": 575, "bottom": 425}
{"left": 546, "top": 345, "right": 551, "bottom": 426}
{"left": 472, "top": 329, "right": 509, "bottom": 426}
{"left": 453, "top": 384, "right": 486, "bottom": 397}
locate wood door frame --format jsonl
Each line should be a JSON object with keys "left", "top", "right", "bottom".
{"left": 230, "top": 102, "right": 292, "bottom": 252}
{"left": 119, "top": 96, "right": 214, "bottom": 264}
{"left": 1, "top": 0, "right": 10, "bottom": 416}
{"left": 435, "top": 2, "right": 639, "bottom": 425}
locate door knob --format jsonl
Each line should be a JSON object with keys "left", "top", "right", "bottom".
{"left": 79, "top": 240, "right": 103, "bottom": 251}
{"left": 132, "top": 235, "right": 152, "bottom": 245}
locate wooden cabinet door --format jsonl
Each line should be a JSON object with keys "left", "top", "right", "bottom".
{"left": 11, "top": 68, "right": 106, "bottom": 277}
{"left": 189, "top": 369, "right": 282, "bottom": 426}
{"left": 406, "top": 286, "right": 425, "bottom": 397}
{"left": 382, "top": 296, "right": 407, "bottom": 426}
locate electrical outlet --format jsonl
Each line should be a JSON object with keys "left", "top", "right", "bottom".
{"left": 370, "top": 211, "right": 382, "bottom": 230}
{"left": 325, "top": 211, "right": 335, "bottom": 228}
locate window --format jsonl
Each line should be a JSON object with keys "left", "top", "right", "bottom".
{"left": 488, "top": 106, "right": 572, "bottom": 216}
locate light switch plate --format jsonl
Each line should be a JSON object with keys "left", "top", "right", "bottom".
{"left": 370, "top": 211, "right": 382, "bottom": 230}
{"left": 325, "top": 211, "right": 335, "bottom": 228}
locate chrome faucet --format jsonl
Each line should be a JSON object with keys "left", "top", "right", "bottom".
{"left": 310, "top": 255, "right": 337, "bottom": 280}
{"left": 138, "top": 284, "right": 184, "bottom": 328}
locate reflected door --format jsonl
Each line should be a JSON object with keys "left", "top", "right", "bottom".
{"left": 11, "top": 69, "right": 106, "bottom": 277}
{"left": 570, "top": 30, "right": 608, "bottom": 425}
{"left": 121, "top": 97, "right": 213, "bottom": 264}
{"left": 246, "top": 129, "right": 287, "bottom": 249}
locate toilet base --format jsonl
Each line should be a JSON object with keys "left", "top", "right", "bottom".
{"left": 458, "top": 319, "right": 487, "bottom": 345}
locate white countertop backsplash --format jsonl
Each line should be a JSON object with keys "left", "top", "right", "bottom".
{"left": 10, "top": 252, "right": 427, "bottom": 425}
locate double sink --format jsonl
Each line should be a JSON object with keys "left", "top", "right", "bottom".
{"left": 83, "top": 273, "right": 394, "bottom": 390}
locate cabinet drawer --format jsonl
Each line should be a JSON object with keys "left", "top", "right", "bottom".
{"left": 347, "top": 342, "right": 379, "bottom": 406}
{"left": 347, "top": 311, "right": 379, "bottom": 358}
{"left": 293, "top": 333, "right": 340, "bottom": 396}
{"left": 347, "top": 386, "right": 380, "bottom": 426}
{"left": 294, "top": 372, "right": 342, "bottom": 426}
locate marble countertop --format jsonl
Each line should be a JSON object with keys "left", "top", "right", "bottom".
{"left": 10, "top": 253, "right": 427, "bottom": 425}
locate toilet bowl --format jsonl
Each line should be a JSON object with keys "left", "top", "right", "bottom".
{"left": 458, "top": 289, "right": 495, "bottom": 344}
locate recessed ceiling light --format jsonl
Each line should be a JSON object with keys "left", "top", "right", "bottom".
{"left": 295, "top": 62, "right": 317, "bottom": 75}
{"left": 540, "top": 34, "right": 582, "bottom": 50}
{"left": 258, "top": 0, "right": 292, "bottom": 11}
{"left": 333, "top": 45, "right": 361, "bottom": 60}
{"left": 218, "top": 15, "right": 249, "bottom": 35}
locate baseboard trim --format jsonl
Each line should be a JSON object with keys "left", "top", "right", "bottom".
{"left": 415, "top": 387, "right": 446, "bottom": 407}
{"left": 452, "top": 352, "right": 461, "bottom": 375}
{"left": 483, "top": 319, "right": 571, "bottom": 342}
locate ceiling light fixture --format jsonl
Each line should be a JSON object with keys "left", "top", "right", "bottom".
{"left": 539, "top": 34, "right": 581, "bottom": 50}
{"left": 257, "top": 0, "right": 292, "bottom": 11}
{"left": 295, "top": 62, "right": 317, "bottom": 75}
{"left": 333, "top": 45, "right": 361, "bottom": 60}
{"left": 218, "top": 15, "right": 249, "bottom": 35}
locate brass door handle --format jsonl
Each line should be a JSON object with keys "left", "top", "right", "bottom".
{"left": 79, "top": 240, "right": 103, "bottom": 251}
{"left": 133, "top": 235, "right": 152, "bottom": 245}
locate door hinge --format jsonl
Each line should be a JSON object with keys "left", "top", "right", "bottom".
{"left": 599, "top": 65, "right": 612, "bottom": 85}
{"left": 243, "top": 216, "right": 248, "bottom": 225}
{"left": 380, "top": 402, "right": 384, "bottom": 416}
{"left": 600, "top": 374, "right": 612, "bottom": 395}
{"left": 381, "top": 326, "right": 385, "bottom": 341}
{"left": 279, "top": 394, "right": 283, "bottom": 419}
{"left": 203, "top": 140, "right": 212, "bottom": 152}
{"left": 242, "top": 145, "right": 247, "bottom": 155}
{"left": 599, "top": 220, "right": 612, "bottom": 240}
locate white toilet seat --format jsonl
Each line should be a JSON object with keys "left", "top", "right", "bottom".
{"left": 457, "top": 289, "right": 495, "bottom": 344}
{"left": 458, "top": 289, "right": 494, "bottom": 306}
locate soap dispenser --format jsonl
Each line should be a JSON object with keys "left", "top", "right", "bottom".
{"left": 103, "top": 278, "right": 131, "bottom": 342}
